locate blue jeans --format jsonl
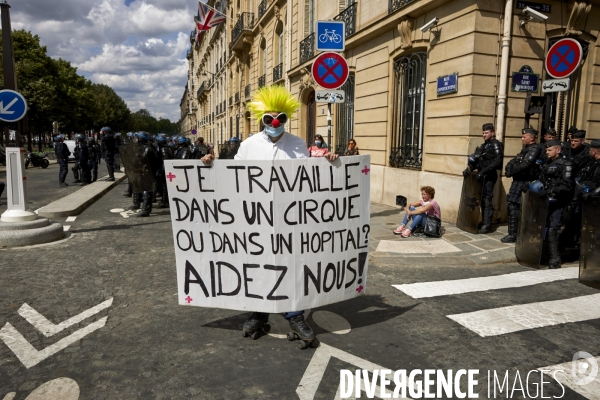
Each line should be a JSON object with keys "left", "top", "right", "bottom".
{"left": 284, "top": 311, "right": 304, "bottom": 319}
{"left": 402, "top": 206, "right": 426, "bottom": 230}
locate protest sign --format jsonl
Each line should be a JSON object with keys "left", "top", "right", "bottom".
{"left": 165, "top": 155, "right": 371, "bottom": 313}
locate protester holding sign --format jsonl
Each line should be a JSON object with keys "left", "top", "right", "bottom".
{"left": 199, "top": 85, "right": 342, "bottom": 347}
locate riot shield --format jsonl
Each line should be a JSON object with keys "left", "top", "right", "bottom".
{"left": 119, "top": 143, "right": 155, "bottom": 192}
{"left": 579, "top": 197, "right": 600, "bottom": 288}
{"left": 515, "top": 191, "right": 548, "bottom": 269}
{"left": 456, "top": 172, "right": 482, "bottom": 234}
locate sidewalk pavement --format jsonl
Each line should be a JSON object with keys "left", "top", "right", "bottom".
{"left": 369, "top": 202, "right": 518, "bottom": 266}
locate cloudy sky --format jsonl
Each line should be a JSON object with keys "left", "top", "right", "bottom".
{"left": 10, "top": 0, "right": 196, "bottom": 122}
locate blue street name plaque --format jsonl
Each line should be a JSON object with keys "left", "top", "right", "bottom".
{"left": 436, "top": 74, "right": 458, "bottom": 96}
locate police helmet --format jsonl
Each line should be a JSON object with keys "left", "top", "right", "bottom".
{"left": 54, "top": 135, "right": 61, "bottom": 142}
{"left": 115, "top": 133, "right": 122, "bottom": 138}
{"left": 186, "top": 137, "right": 192, "bottom": 145}
{"left": 100, "top": 127, "right": 112, "bottom": 133}
{"left": 529, "top": 181, "right": 545, "bottom": 193}
{"left": 88, "top": 137, "right": 96, "bottom": 144}
{"left": 135, "top": 131, "right": 151, "bottom": 144}
{"left": 176, "top": 136, "right": 187, "bottom": 145}
{"left": 229, "top": 137, "right": 241, "bottom": 143}
{"left": 74, "top": 133, "right": 85, "bottom": 142}
{"left": 156, "top": 134, "right": 168, "bottom": 144}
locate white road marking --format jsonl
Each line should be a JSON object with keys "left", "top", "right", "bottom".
{"left": 376, "top": 239, "right": 461, "bottom": 254}
{"left": 63, "top": 225, "right": 71, "bottom": 232}
{"left": 24, "top": 378, "right": 80, "bottom": 400}
{"left": 297, "top": 343, "right": 410, "bottom": 400}
{"left": 539, "top": 356, "right": 600, "bottom": 399}
{"left": 312, "top": 311, "right": 351, "bottom": 334}
{"left": 448, "top": 293, "right": 600, "bottom": 337}
{"left": 18, "top": 298, "right": 113, "bottom": 337}
{"left": 110, "top": 208, "right": 125, "bottom": 213}
{"left": 393, "top": 268, "right": 579, "bottom": 299}
{"left": 0, "top": 317, "right": 107, "bottom": 368}
{"left": 2, "top": 393, "right": 15, "bottom": 400}
{"left": 65, "top": 216, "right": 77, "bottom": 222}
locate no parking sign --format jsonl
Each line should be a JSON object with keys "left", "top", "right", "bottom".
{"left": 311, "top": 52, "right": 349, "bottom": 90}
{"left": 545, "top": 38, "right": 583, "bottom": 79}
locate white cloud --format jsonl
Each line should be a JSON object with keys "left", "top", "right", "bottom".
{"left": 9, "top": 0, "right": 195, "bottom": 121}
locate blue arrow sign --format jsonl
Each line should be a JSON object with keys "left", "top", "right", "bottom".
{"left": 0, "top": 90, "right": 27, "bottom": 123}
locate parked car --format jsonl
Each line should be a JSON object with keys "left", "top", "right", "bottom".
{"left": 64, "top": 140, "right": 76, "bottom": 161}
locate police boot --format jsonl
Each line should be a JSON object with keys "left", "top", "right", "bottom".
{"left": 128, "top": 193, "right": 142, "bottom": 211}
{"left": 123, "top": 181, "right": 133, "bottom": 197}
{"left": 477, "top": 200, "right": 494, "bottom": 234}
{"left": 501, "top": 203, "right": 519, "bottom": 243}
{"left": 106, "top": 164, "right": 115, "bottom": 181}
{"left": 137, "top": 191, "right": 153, "bottom": 217}
{"left": 72, "top": 165, "right": 81, "bottom": 183}
{"left": 92, "top": 169, "right": 98, "bottom": 182}
{"left": 156, "top": 183, "right": 169, "bottom": 208}
{"left": 547, "top": 228, "right": 561, "bottom": 269}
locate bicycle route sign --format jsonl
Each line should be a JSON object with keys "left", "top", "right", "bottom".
{"left": 545, "top": 38, "right": 583, "bottom": 79}
{"left": 316, "top": 21, "right": 345, "bottom": 52}
{"left": 312, "top": 52, "right": 349, "bottom": 90}
{"left": 0, "top": 90, "right": 27, "bottom": 123}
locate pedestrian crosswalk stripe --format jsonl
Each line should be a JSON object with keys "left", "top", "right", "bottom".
{"left": 447, "top": 293, "right": 600, "bottom": 337}
{"left": 393, "top": 268, "right": 579, "bottom": 299}
{"left": 539, "top": 356, "right": 600, "bottom": 399}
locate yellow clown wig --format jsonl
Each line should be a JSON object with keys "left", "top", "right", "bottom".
{"left": 247, "top": 85, "right": 300, "bottom": 122}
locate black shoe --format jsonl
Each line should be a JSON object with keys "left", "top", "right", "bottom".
{"left": 549, "top": 263, "right": 561, "bottom": 269}
{"left": 500, "top": 234, "right": 517, "bottom": 243}
{"left": 288, "top": 314, "right": 314, "bottom": 341}
{"left": 137, "top": 211, "right": 150, "bottom": 217}
{"left": 477, "top": 225, "right": 492, "bottom": 234}
{"left": 59, "top": 182, "right": 68, "bottom": 187}
{"left": 106, "top": 177, "right": 115, "bottom": 182}
{"left": 127, "top": 204, "right": 141, "bottom": 211}
{"left": 243, "top": 312, "right": 269, "bottom": 334}
{"left": 79, "top": 182, "right": 89, "bottom": 186}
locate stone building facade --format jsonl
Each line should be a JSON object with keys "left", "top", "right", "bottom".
{"left": 181, "top": 0, "right": 600, "bottom": 222}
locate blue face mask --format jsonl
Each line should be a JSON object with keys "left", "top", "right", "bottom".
{"left": 315, "top": 141, "right": 322, "bottom": 147}
{"left": 265, "top": 125, "right": 285, "bottom": 137}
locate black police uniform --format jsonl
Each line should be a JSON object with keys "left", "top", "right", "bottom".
{"left": 194, "top": 142, "right": 209, "bottom": 159}
{"left": 156, "top": 143, "right": 174, "bottom": 208}
{"left": 139, "top": 141, "right": 159, "bottom": 217}
{"left": 102, "top": 133, "right": 117, "bottom": 181}
{"left": 54, "top": 140, "right": 70, "bottom": 186}
{"left": 503, "top": 139, "right": 543, "bottom": 242}
{"left": 539, "top": 144, "right": 574, "bottom": 269}
{"left": 570, "top": 143, "right": 591, "bottom": 176}
{"left": 71, "top": 141, "right": 82, "bottom": 183}
{"left": 88, "top": 140, "right": 101, "bottom": 182}
{"left": 176, "top": 143, "right": 192, "bottom": 159}
{"left": 464, "top": 132, "right": 504, "bottom": 233}
{"left": 78, "top": 140, "right": 91, "bottom": 185}
{"left": 580, "top": 151, "right": 600, "bottom": 199}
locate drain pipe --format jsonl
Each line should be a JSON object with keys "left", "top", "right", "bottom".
{"left": 496, "top": 0, "right": 513, "bottom": 142}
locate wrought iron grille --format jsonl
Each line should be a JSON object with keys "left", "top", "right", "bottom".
{"left": 258, "top": 0, "right": 268, "bottom": 20}
{"left": 390, "top": 52, "right": 427, "bottom": 170}
{"left": 235, "top": 92, "right": 240, "bottom": 103}
{"left": 389, "top": 0, "right": 417, "bottom": 14}
{"left": 335, "top": 75, "right": 355, "bottom": 155}
{"left": 230, "top": 13, "right": 254, "bottom": 49}
{"left": 333, "top": 2, "right": 358, "bottom": 38}
{"left": 197, "top": 82, "right": 205, "bottom": 98}
{"left": 307, "top": 92, "right": 316, "bottom": 149}
{"left": 258, "top": 74, "right": 266, "bottom": 88}
{"left": 299, "top": 33, "right": 315, "bottom": 64}
{"left": 273, "top": 63, "right": 283, "bottom": 81}
{"left": 245, "top": 84, "right": 251, "bottom": 99}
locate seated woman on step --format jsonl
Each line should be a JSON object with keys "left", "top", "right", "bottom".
{"left": 393, "top": 186, "right": 441, "bottom": 238}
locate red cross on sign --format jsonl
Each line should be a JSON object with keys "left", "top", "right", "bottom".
{"left": 545, "top": 38, "right": 583, "bottom": 79}
{"left": 167, "top": 172, "right": 176, "bottom": 182}
{"left": 312, "top": 52, "right": 349, "bottom": 90}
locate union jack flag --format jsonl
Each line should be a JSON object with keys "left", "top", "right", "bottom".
{"left": 195, "top": 1, "right": 226, "bottom": 32}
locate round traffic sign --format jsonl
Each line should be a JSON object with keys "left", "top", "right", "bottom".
{"left": 311, "top": 52, "right": 349, "bottom": 90}
{"left": 0, "top": 89, "right": 27, "bottom": 123}
{"left": 545, "top": 38, "right": 583, "bottom": 79}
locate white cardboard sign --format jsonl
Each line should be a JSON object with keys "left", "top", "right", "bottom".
{"left": 165, "top": 156, "right": 371, "bottom": 313}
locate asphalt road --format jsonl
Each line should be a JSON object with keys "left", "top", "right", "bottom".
{"left": 0, "top": 182, "right": 598, "bottom": 399}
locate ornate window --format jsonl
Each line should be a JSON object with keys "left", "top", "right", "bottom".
{"left": 336, "top": 74, "right": 355, "bottom": 154}
{"left": 390, "top": 52, "right": 427, "bottom": 170}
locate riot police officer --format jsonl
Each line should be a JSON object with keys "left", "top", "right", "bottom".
{"left": 462, "top": 123, "right": 504, "bottom": 234}
{"left": 88, "top": 137, "right": 101, "bottom": 182}
{"left": 538, "top": 140, "right": 574, "bottom": 269}
{"left": 175, "top": 136, "right": 192, "bottom": 159}
{"left": 72, "top": 135, "right": 82, "bottom": 184}
{"left": 135, "top": 132, "right": 159, "bottom": 217}
{"left": 570, "top": 130, "right": 591, "bottom": 176}
{"left": 580, "top": 139, "right": 600, "bottom": 199}
{"left": 74, "top": 134, "right": 91, "bottom": 186}
{"left": 542, "top": 127, "right": 570, "bottom": 160}
{"left": 502, "top": 128, "right": 543, "bottom": 243}
{"left": 194, "top": 137, "right": 210, "bottom": 159}
{"left": 114, "top": 133, "right": 123, "bottom": 172}
{"left": 101, "top": 127, "right": 116, "bottom": 181}
{"left": 155, "top": 133, "right": 174, "bottom": 208}
{"left": 54, "top": 134, "right": 70, "bottom": 187}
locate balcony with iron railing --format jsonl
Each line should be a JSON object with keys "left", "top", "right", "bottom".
{"left": 230, "top": 13, "right": 254, "bottom": 51}
{"left": 389, "top": 0, "right": 417, "bottom": 14}
{"left": 245, "top": 84, "right": 251, "bottom": 99}
{"left": 197, "top": 82, "right": 206, "bottom": 98}
{"left": 258, "top": 0, "right": 268, "bottom": 21}
{"left": 334, "top": 1, "right": 358, "bottom": 38}
{"left": 273, "top": 63, "right": 283, "bottom": 82}
{"left": 258, "top": 74, "right": 266, "bottom": 88}
{"left": 299, "top": 33, "right": 315, "bottom": 64}
{"left": 389, "top": 144, "right": 422, "bottom": 170}
{"left": 235, "top": 92, "right": 240, "bottom": 103}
